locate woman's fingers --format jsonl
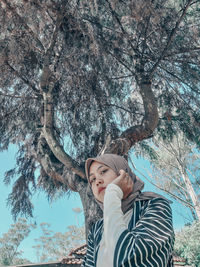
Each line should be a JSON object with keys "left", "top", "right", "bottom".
{"left": 112, "top": 170, "right": 134, "bottom": 199}
{"left": 119, "top": 169, "right": 126, "bottom": 178}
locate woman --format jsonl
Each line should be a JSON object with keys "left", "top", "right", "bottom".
{"left": 82, "top": 154, "right": 174, "bottom": 267}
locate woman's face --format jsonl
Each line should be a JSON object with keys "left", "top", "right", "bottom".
{"left": 89, "top": 161, "right": 118, "bottom": 202}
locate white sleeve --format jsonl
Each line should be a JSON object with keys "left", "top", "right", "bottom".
{"left": 103, "top": 183, "right": 127, "bottom": 249}
{"left": 103, "top": 185, "right": 174, "bottom": 267}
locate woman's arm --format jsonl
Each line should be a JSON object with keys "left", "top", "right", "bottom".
{"left": 104, "top": 184, "right": 174, "bottom": 267}
{"left": 81, "top": 228, "right": 95, "bottom": 267}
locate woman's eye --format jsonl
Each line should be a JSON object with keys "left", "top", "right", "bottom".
{"left": 90, "top": 177, "right": 96, "bottom": 184}
{"left": 101, "top": 169, "right": 107, "bottom": 175}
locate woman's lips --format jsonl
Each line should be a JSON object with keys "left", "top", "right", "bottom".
{"left": 98, "top": 187, "right": 106, "bottom": 193}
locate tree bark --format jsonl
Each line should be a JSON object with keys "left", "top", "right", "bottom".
{"left": 78, "top": 182, "right": 103, "bottom": 236}
{"left": 104, "top": 78, "right": 159, "bottom": 155}
{"left": 42, "top": 91, "right": 85, "bottom": 178}
{"left": 181, "top": 169, "right": 200, "bottom": 221}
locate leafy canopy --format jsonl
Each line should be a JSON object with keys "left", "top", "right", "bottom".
{"left": 174, "top": 221, "right": 200, "bottom": 267}
{"left": 0, "top": 218, "right": 35, "bottom": 266}
{"left": 0, "top": 0, "right": 200, "bottom": 221}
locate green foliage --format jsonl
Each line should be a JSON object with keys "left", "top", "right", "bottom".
{"left": 0, "top": 218, "right": 35, "bottom": 266}
{"left": 174, "top": 221, "right": 200, "bottom": 267}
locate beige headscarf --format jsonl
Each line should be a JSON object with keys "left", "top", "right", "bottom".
{"left": 85, "top": 153, "right": 170, "bottom": 214}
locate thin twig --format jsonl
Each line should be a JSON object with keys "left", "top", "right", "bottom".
{"left": 105, "top": 0, "right": 139, "bottom": 56}
{"left": 149, "top": 0, "right": 193, "bottom": 78}
{"left": 0, "top": 91, "right": 38, "bottom": 99}
{"left": 160, "top": 65, "right": 199, "bottom": 95}
{"left": 102, "top": 74, "right": 134, "bottom": 80}
{"left": 135, "top": 167, "right": 194, "bottom": 208}
{"left": 105, "top": 103, "right": 143, "bottom": 115}
{"left": 2, "top": 103, "right": 24, "bottom": 118}
{"left": 6, "top": 62, "right": 40, "bottom": 94}
{"left": 82, "top": 17, "right": 122, "bottom": 35}
{"left": 107, "top": 50, "right": 135, "bottom": 75}
{"left": 2, "top": 0, "right": 44, "bottom": 51}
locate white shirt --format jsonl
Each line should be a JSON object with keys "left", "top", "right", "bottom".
{"left": 97, "top": 184, "right": 133, "bottom": 267}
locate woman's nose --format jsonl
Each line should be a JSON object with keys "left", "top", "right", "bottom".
{"left": 95, "top": 178, "right": 103, "bottom": 186}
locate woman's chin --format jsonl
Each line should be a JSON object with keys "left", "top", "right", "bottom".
{"left": 97, "top": 192, "right": 105, "bottom": 203}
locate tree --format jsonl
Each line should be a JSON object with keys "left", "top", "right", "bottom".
{"left": 33, "top": 222, "right": 85, "bottom": 262}
{"left": 0, "top": 218, "right": 35, "bottom": 266}
{"left": 0, "top": 0, "right": 200, "bottom": 233}
{"left": 174, "top": 221, "right": 200, "bottom": 267}
{"left": 145, "top": 134, "right": 200, "bottom": 220}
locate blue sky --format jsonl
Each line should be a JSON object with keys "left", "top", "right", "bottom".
{"left": 0, "top": 145, "right": 194, "bottom": 262}
{"left": 0, "top": 145, "right": 84, "bottom": 262}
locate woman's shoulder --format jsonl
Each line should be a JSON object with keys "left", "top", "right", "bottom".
{"left": 138, "top": 196, "right": 171, "bottom": 207}
{"left": 131, "top": 197, "right": 172, "bottom": 218}
{"left": 147, "top": 196, "right": 172, "bottom": 209}
{"left": 139, "top": 197, "right": 173, "bottom": 220}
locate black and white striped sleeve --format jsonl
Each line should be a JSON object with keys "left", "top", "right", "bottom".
{"left": 113, "top": 197, "right": 174, "bottom": 267}
{"left": 81, "top": 228, "right": 95, "bottom": 267}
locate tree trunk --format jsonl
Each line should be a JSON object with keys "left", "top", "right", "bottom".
{"left": 78, "top": 183, "right": 103, "bottom": 237}
{"left": 63, "top": 172, "right": 103, "bottom": 237}
{"left": 181, "top": 169, "right": 200, "bottom": 221}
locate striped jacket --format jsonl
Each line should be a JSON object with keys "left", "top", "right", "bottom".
{"left": 82, "top": 197, "right": 174, "bottom": 267}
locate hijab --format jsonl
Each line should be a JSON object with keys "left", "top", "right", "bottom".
{"left": 85, "top": 153, "right": 170, "bottom": 214}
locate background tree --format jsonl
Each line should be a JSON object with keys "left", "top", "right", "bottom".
{"left": 143, "top": 133, "right": 200, "bottom": 220}
{"left": 0, "top": 218, "right": 35, "bottom": 266}
{"left": 33, "top": 222, "right": 85, "bottom": 262}
{"left": 0, "top": 0, "right": 200, "bottom": 233}
{"left": 174, "top": 221, "right": 200, "bottom": 267}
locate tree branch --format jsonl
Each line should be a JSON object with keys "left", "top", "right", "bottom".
{"left": 107, "top": 50, "right": 135, "bottom": 75}
{"left": 104, "top": 103, "right": 143, "bottom": 115}
{"left": 105, "top": 0, "right": 139, "bottom": 56}
{"left": 0, "top": 91, "right": 38, "bottom": 100}
{"left": 2, "top": 0, "right": 44, "bottom": 51}
{"left": 164, "top": 46, "right": 200, "bottom": 58}
{"left": 39, "top": 8, "right": 65, "bottom": 93}
{"left": 149, "top": 0, "right": 194, "bottom": 78}
{"left": 136, "top": 167, "right": 195, "bottom": 209}
{"left": 82, "top": 17, "right": 122, "bottom": 35}
{"left": 36, "top": 134, "right": 68, "bottom": 185}
{"left": 186, "top": 167, "right": 200, "bottom": 185}
{"left": 160, "top": 65, "right": 199, "bottom": 96}
{"left": 141, "top": 11, "right": 152, "bottom": 61}
{"left": 1, "top": 103, "right": 24, "bottom": 119}
{"left": 104, "top": 79, "right": 158, "bottom": 154}
{"left": 101, "top": 74, "right": 134, "bottom": 80}
{"left": 36, "top": 133, "right": 86, "bottom": 192}
{"left": 37, "top": 2, "right": 85, "bottom": 180}
{"left": 6, "top": 61, "right": 40, "bottom": 94}
{"left": 42, "top": 91, "right": 85, "bottom": 179}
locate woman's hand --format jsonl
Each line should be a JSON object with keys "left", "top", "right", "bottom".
{"left": 111, "top": 170, "right": 134, "bottom": 199}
